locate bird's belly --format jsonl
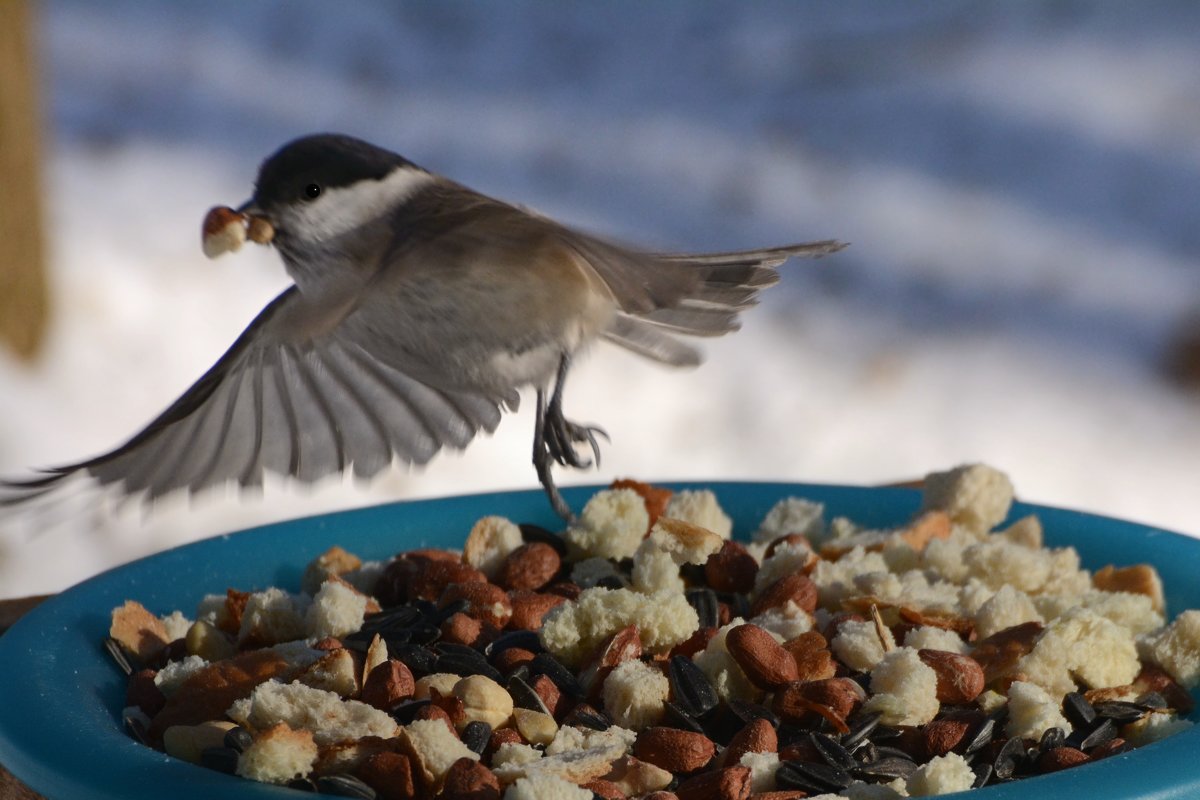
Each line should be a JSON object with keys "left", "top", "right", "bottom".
{"left": 488, "top": 342, "right": 565, "bottom": 388}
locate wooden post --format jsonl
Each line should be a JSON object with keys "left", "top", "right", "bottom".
{"left": 0, "top": 0, "right": 50, "bottom": 361}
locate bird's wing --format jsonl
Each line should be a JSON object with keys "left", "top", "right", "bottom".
{"left": 2, "top": 285, "right": 506, "bottom": 503}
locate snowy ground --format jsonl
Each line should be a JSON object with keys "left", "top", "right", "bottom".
{"left": 1, "top": 2, "right": 1198, "bottom": 598}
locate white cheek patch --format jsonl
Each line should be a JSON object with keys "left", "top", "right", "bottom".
{"left": 293, "top": 165, "right": 435, "bottom": 242}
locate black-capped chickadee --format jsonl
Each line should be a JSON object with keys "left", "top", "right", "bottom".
{"left": 5, "top": 134, "right": 843, "bottom": 520}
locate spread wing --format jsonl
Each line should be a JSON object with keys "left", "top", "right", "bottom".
{"left": 2, "top": 286, "right": 507, "bottom": 503}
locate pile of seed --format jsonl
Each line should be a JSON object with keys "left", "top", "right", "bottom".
{"left": 108, "top": 483, "right": 1196, "bottom": 800}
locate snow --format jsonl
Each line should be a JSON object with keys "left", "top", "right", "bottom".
{"left": 1, "top": 2, "right": 1198, "bottom": 598}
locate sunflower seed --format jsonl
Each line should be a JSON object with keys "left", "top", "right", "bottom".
{"left": 531, "top": 652, "right": 585, "bottom": 698}
{"left": 972, "top": 761, "right": 993, "bottom": 789}
{"left": 962, "top": 717, "right": 996, "bottom": 755}
{"left": 437, "top": 650, "right": 501, "bottom": 681}
{"left": 1076, "top": 718, "right": 1118, "bottom": 751}
{"left": 563, "top": 705, "right": 612, "bottom": 731}
{"left": 122, "top": 708, "right": 150, "bottom": 745}
{"left": 685, "top": 588, "right": 721, "bottom": 629}
{"left": 315, "top": 773, "right": 377, "bottom": 798}
{"left": 425, "top": 598, "right": 472, "bottom": 627}
{"left": 519, "top": 523, "right": 567, "bottom": 555}
{"left": 462, "top": 720, "right": 492, "bottom": 755}
{"left": 388, "top": 699, "right": 431, "bottom": 726}
{"left": 777, "top": 760, "right": 852, "bottom": 793}
{"left": 854, "top": 756, "right": 918, "bottom": 782}
{"left": 485, "top": 630, "right": 543, "bottom": 659}
{"left": 223, "top": 726, "right": 254, "bottom": 753}
{"left": 993, "top": 736, "right": 1028, "bottom": 780}
{"left": 508, "top": 675, "right": 551, "bottom": 715}
{"left": 104, "top": 637, "right": 134, "bottom": 676}
{"left": 810, "top": 732, "right": 856, "bottom": 771}
{"left": 669, "top": 655, "right": 719, "bottom": 719}
{"left": 388, "top": 643, "right": 437, "bottom": 675}
{"left": 1136, "top": 691, "right": 1169, "bottom": 710}
{"left": 841, "top": 711, "right": 882, "bottom": 751}
{"left": 1092, "top": 701, "right": 1146, "bottom": 724}
{"left": 662, "top": 701, "right": 707, "bottom": 735}
{"left": 728, "top": 699, "right": 779, "bottom": 728}
{"left": 1038, "top": 726, "right": 1065, "bottom": 753}
{"left": 1062, "top": 692, "right": 1096, "bottom": 728}
{"left": 200, "top": 746, "right": 239, "bottom": 775}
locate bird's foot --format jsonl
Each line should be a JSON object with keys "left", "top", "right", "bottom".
{"left": 544, "top": 411, "right": 608, "bottom": 470}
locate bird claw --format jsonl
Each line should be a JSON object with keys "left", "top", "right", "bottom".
{"left": 546, "top": 416, "right": 608, "bottom": 469}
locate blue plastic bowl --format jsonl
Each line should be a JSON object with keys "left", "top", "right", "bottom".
{"left": 0, "top": 483, "right": 1197, "bottom": 799}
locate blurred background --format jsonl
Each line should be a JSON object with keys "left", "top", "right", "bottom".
{"left": 1, "top": 1, "right": 1198, "bottom": 599}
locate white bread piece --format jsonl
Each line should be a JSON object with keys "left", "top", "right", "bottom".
{"left": 1017, "top": 607, "right": 1139, "bottom": 697}
{"left": 751, "top": 602, "right": 814, "bottom": 642}
{"left": 810, "top": 546, "right": 890, "bottom": 607}
{"left": 306, "top": 579, "right": 368, "bottom": 640}
{"left": 153, "top": 655, "right": 208, "bottom": 697}
{"left": 301, "top": 546, "right": 362, "bottom": 595}
{"left": 754, "top": 541, "right": 816, "bottom": 597}
{"left": 492, "top": 742, "right": 544, "bottom": 771}
{"left": 906, "top": 752, "right": 975, "bottom": 796}
{"left": 227, "top": 679, "right": 398, "bottom": 745}
{"left": 159, "top": 611, "right": 192, "bottom": 642}
{"left": 1124, "top": 711, "right": 1194, "bottom": 746}
{"left": 664, "top": 489, "right": 732, "bottom": 539}
{"left": 1141, "top": 609, "right": 1200, "bottom": 687}
{"left": 631, "top": 542, "right": 684, "bottom": 595}
{"left": 974, "top": 585, "right": 1043, "bottom": 639}
{"left": 400, "top": 717, "right": 479, "bottom": 786}
{"left": 754, "top": 497, "right": 825, "bottom": 544}
{"left": 832, "top": 620, "right": 896, "bottom": 673}
{"left": 545, "top": 724, "right": 636, "bottom": 757}
{"left": 236, "top": 722, "right": 318, "bottom": 785}
{"left": 647, "top": 517, "right": 725, "bottom": 565}
{"left": 921, "top": 463, "right": 1014, "bottom": 533}
{"left": 1005, "top": 680, "right": 1072, "bottom": 740}
{"left": 863, "top": 648, "right": 939, "bottom": 727}
{"left": 601, "top": 659, "right": 669, "bottom": 730}
{"left": 295, "top": 647, "right": 358, "bottom": 697}
{"left": 238, "top": 588, "right": 311, "bottom": 646}
{"left": 903, "top": 626, "right": 967, "bottom": 654}
{"left": 539, "top": 587, "right": 697, "bottom": 666}
{"left": 504, "top": 774, "right": 593, "bottom": 800}
{"left": 739, "top": 750, "right": 780, "bottom": 793}
{"left": 464, "top": 516, "right": 525, "bottom": 580}
{"left": 566, "top": 488, "right": 650, "bottom": 561}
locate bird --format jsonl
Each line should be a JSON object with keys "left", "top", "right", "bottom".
{"left": 3, "top": 133, "right": 844, "bottom": 521}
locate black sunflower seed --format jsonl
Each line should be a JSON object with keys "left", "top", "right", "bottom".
{"left": 1077, "top": 718, "right": 1118, "bottom": 751}
{"left": 530, "top": 652, "right": 585, "bottom": 698}
{"left": 854, "top": 741, "right": 878, "bottom": 764}
{"left": 508, "top": 675, "right": 551, "bottom": 714}
{"left": 122, "top": 708, "right": 149, "bottom": 745}
{"left": 1038, "top": 726, "right": 1065, "bottom": 753}
{"left": 404, "top": 624, "right": 442, "bottom": 645}
{"left": 962, "top": 717, "right": 996, "bottom": 755}
{"left": 223, "top": 726, "right": 254, "bottom": 753}
{"left": 972, "top": 761, "right": 994, "bottom": 789}
{"left": 776, "top": 760, "right": 852, "bottom": 793}
{"left": 810, "top": 732, "right": 855, "bottom": 771}
{"left": 1093, "top": 701, "right": 1146, "bottom": 724}
{"left": 1136, "top": 691, "right": 1169, "bottom": 710}
{"left": 1062, "top": 692, "right": 1096, "bottom": 728}
{"left": 104, "top": 637, "right": 134, "bottom": 676}
{"left": 519, "top": 523, "right": 567, "bottom": 555}
{"left": 461, "top": 720, "right": 492, "bottom": 755}
{"left": 200, "top": 746, "right": 239, "bottom": 775}
{"left": 388, "top": 699, "right": 431, "bottom": 726}
{"left": 315, "top": 773, "right": 377, "bottom": 798}
{"left": 841, "top": 711, "right": 882, "bottom": 750}
{"left": 388, "top": 643, "right": 438, "bottom": 675}
{"left": 360, "top": 605, "right": 422, "bottom": 633}
{"left": 662, "top": 701, "right": 707, "bottom": 735}
{"left": 669, "top": 656, "right": 719, "bottom": 719}
{"left": 596, "top": 575, "right": 625, "bottom": 590}
{"left": 993, "top": 736, "right": 1028, "bottom": 780}
{"left": 437, "top": 649, "right": 501, "bottom": 682}
{"left": 853, "top": 756, "right": 918, "bottom": 782}
{"left": 425, "top": 598, "right": 472, "bottom": 627}
{"left": 871, "top": 745, "right": 916, "bottom": 762}
{"left": 563, "top": 705, "right": 612, "bottom": 730}
{"left": 287, "top": 777, "right": 317, "bottom": 792}
{"left": 485, "top": 630, "right": 543, "bottom": 659}
{"left": 717, "top": 591, "right": 751, "bottom": 620}
{"left": 728, "top": 699, "right": 779, "bottom": 729}
{"left": 685, "top": 588, "right": 721, "bottom": 629}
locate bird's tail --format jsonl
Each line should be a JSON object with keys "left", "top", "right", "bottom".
{"left": 601, "top": 240, "right": 845, "bottom": 365}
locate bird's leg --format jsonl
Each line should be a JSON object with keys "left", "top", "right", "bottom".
{"left": 533, "top": 386, "right": 575, "bottom": 523}
{"left": 542, "top": 354, "right": 608, "bottom": 469}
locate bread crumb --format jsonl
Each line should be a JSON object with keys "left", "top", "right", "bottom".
{"left": 601, "top": 659, "right": 669, "bottom": 729}
{"left": 539, "top": 587, "right": 697, "bottom": 665}
{"left": 236, "top": 722, "right": 317, "bottom": 785}
{"left": 1141, "top": 609, "right": 1200, "bottom": 687}
{"left": 921, "top": 464, "right": 1014, "bottom": 533}
{"left": 566, "top": 489, "right": 650, "bottom": 561}
{"left": 906, "top": 751, "right": 975, "bottom": 796}
{"left": 863, "top": 647, "right": 939, "bottom": 727}
{"left": 755, "top": 497, "right": 825, "bottom": 544}
{"left": 1005, "top": 680, "right": 1072, "bottom": 740}
{"left": 227, "top": 679, "right": 398, "bottom": 745}
{"left": 504, "top": 773, "right": 593, "bottom": 800}
{"left": 464, "top": 516, "right": 525, "bottom": 580}
{"left": 832, "top": 619, "right": 895, "bottom": 673}
{"left": 1017, "top": 607, "right": 1139, "bottom": 697}
{"left": 664, "top": 489, "right": 732, "bottom": 539}
{"left": 306, "top": 579, "right": 368, "bottom": 640}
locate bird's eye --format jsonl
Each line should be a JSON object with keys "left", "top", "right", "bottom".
{"left": 303, "top": 183, "right": 322, "bottom": 200}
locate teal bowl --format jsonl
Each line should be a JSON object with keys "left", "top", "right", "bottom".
{"left": 0, "top": 483, "right": 1197, "bottom": 799}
